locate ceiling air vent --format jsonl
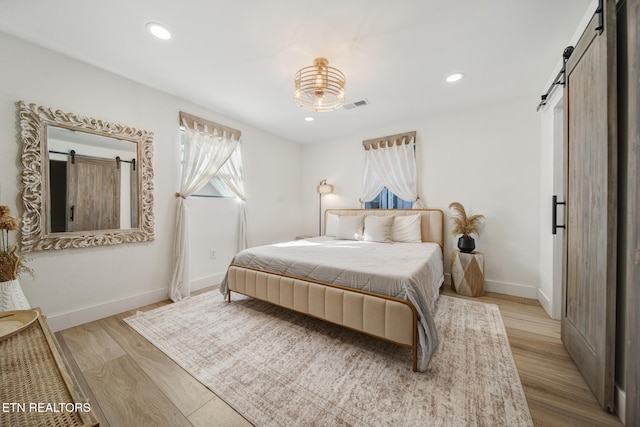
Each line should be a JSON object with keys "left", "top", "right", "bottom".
{"left": 343, "top": 99, "right": 370, "bottom": 110}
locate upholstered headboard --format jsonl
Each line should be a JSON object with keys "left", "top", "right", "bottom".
{"left": 324, "top": 209, "right": 444, "bottom": 249}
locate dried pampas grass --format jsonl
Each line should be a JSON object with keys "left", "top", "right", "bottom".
{"left": 0, "top": 205, "right": 31, "bottom": 281}
{"left": 448, "top": 202, "right": 484, "bottom": 236}
{"left": 0, "top": 205, "right": 20, "bottom": 231}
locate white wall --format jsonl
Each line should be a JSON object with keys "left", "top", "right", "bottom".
{"left": 0, "top": 31, "right": 303, "bottom": 330}
{"left": 301, "top": 97, "right": 541, "bottom": 298}
{"left": 537, "top": 88, "right": 564, "bottom": 318}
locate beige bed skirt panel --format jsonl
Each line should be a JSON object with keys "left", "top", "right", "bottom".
{"left": 227, "top": 265, "right": 419, "bottom": 370}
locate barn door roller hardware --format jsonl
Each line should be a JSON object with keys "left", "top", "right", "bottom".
{"left": 595, "top": 0, "right": 604, "bottom": 34}
{"left": 536, "top": 46, "right": 574, "bottom": 112}
{"left": 552, "top": 195, "right": 566, "bottom": 235}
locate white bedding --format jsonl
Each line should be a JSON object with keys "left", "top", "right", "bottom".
{"left": 220, "top": 236, "right": 445, "bottom": 371}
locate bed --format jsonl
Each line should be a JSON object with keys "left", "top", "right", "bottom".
{"left": 220, "top": 208, "right": 445, "bottom": 372}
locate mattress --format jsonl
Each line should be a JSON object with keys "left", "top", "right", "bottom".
{"left": 220, "top": 236, "right": 445, "bottom": 370}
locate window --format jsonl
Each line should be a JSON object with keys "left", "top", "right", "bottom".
{"left": 361, "top": 131, "right": 418, "bottom": 209}
{"left": 365, "top": 187, "right": 414, "bottom": 209}
{"left": 193, "top": 175, "right": 235, "bottom": 198}
{"left": 179, "top": 128, "right": 234, "bottom": 198}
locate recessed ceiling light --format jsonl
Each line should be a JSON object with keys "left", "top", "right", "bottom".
{"left": 147, "top": 22, "right": 171, "bottom": 40}
{"left": 446, "top": 73, "right": 464, "bottom": 83}
{"left": 304, "top": 116, "right": 315, "bottom": 122}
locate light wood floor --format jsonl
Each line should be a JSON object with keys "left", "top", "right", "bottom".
{"left": 54, "top": 285, "right": 623, "bottom": 427}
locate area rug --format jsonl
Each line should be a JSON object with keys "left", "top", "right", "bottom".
{"left": 124, "top": 292, "right": 533, "bottom": 426}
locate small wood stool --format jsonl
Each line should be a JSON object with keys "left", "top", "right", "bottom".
{"left": 451, "top": 250, "right": 484, "bottom": 297}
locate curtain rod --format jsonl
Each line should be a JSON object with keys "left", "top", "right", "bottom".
{"left": 179, "top": 111, "right": 241, "bottom": 140}
{"left": 362, "top": 131, "right": 416, "bottom": 150}
{"left": 536, "top": 46, "right": 574, "bottom": 112}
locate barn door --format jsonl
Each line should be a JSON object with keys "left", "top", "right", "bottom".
{"left": 624, "top": 0, "right": 640, "bottom": 422}
{"left": 562, "top": 0, "right": 617, "bottom": 412}
{"left": 67, "top": 157, "right": 121, "bottom": 232}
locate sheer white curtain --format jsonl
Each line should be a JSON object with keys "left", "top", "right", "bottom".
{"left": 169, "top": 121, "right": 239, "bottom": 302}
{"left": 213, "top": 145, "right": 248, "bottom": 250}
{"left": 359, "top": 136, "right": 422, "bottom": 207}
{"left": 360, "top": 155, "right": 385, "bottom": 204}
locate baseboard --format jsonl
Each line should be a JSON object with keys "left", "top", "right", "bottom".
{"left": 192, "top": 273, "right": 225, "bottom": 291}
{"left": 47, "top": 273, "right": 227, "bottom": 332}
{"left": 484, "top": 280, "right": 538, "bottom": 299}
{"left": 537, "top": 288, "right": 553, "bottom": 318}
{"left": 48, "top": 273, "right": 539, "bottom": 332}
{"left": 444, "top": 274, "right": 538, "bottom": 300}
{"left": 616, "top": 385, "right": 626, "bottom": 424}
{"left": 47, "top": 287, "right": 170, "bottom": 332}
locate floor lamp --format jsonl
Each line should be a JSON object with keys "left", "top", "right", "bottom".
{"left": 316, "top": 179, "right": 334, "bottom": 235}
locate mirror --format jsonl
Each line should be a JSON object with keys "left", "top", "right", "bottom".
{"left": 18, "top": 101, "right": 155, "bottom": 251}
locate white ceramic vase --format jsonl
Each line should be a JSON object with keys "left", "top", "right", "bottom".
{"left": 0, "top": 279, "right": 31, "bottom": 311}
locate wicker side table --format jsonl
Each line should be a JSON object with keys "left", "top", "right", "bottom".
{"left": 0, "top": 308, "right": 99, "bottom": 426}
{"left": 451, "top": 250, "right": 485, "bottom": 297}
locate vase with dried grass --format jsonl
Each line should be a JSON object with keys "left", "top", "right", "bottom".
{"left": 448, "top": 202, "right": 484, "bottom": 253}
{"left": 0, "top": 206, "right": 32, "bottom": 311}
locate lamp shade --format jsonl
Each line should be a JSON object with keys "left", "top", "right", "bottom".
{"left": 316, "top": 179, "right": 334, "bottom": 194}
{"left": 317, "top": 183, "right": 334, "bottom": 194}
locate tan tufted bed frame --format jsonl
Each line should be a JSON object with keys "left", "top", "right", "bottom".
{"left": 226, "top": 208, "right": 444, "bottom": 372}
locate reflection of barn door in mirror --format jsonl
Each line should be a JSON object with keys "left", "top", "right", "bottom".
{"left": 67, "top": 157, "right": 120, "bottom": 232}
{"left": 49, "top": 159, "right": 68, "bottom": 232}
{"left": 562, "top": 0, "right": 616, "bottom": 412}
{"left": 130, "top": 162, "right": 138, "bottom": 228}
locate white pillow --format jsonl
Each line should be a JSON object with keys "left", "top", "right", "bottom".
{"left": 336, "top": 214, "right": 364, "bottom": 240}
{"left": 325, "top": 213, "right": 339, "bottom": 236}
{"left": 392, "top": 214, "right": 422, "bottom": 243}
{"left": 363, "top": 215, "right": 394, "bottom": 243}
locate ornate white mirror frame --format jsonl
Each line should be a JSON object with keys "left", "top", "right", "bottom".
{"left": 18, "top": 101, "right": 155, "bottom": 251}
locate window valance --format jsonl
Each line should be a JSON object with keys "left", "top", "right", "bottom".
{"left": 362, "top": 131, "right": 416, "bottom": 150}
{"left": 179, "top": 111, "right": 241, "bottom": 141}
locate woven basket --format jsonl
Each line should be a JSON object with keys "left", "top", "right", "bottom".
{"left": 0, "top": 312, "right": 98, "bottom": 426}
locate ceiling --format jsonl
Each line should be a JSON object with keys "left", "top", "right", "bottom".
{"left": 0, "top": 0, "right": 592, "bottom": 144}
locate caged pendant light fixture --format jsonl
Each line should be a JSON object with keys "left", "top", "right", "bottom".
{"left": 294, "top": 57, "right": 346, "bottom": 112}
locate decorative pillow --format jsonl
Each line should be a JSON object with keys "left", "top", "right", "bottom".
{"left": 325, "top": 213, "right": 339, "bottom": 236}
{"left": 336, "top": 214, "right": 364, "bottom": 240}
{"left": 363, "top": 215, "right": 394, "bottom": 243}
{"left": 392, "top": 214, "right": 422, "bottom": 243}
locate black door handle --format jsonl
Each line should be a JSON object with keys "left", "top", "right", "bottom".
{"left": 552, "top": 195, "right": 565, "bottom": 234}
{"left": 70, "top": 205, "right": 75, "bottom": 222}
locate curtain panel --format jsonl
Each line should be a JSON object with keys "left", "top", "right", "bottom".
{"left": 360, "top": 133, "right": 422, "bottom": 207}
{"left": 214, "top": 146, "right": 248, "bottom": 251}
{"left": 169, "top": 118, "right": 240, "bottom": 302}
